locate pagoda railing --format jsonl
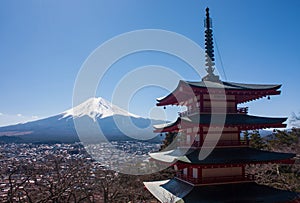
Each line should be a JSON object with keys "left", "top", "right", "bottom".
{"left": 179, "top": 140, "right": 249, "bottom": 148}
{"left": 176, "top": 173, "right": 255, "bottom": 185}
{"left": 178, "top": 109, "right": 198, "bottom": 117}
{"left": 179, "top": 107, "right": 248, "bottom": 117}
{"left": 237, "top": 107, "right": 248, "bottom": 114}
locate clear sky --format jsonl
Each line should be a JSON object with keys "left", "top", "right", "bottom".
{"left": 0, "top": 0, "right": 299, "bottom": 127}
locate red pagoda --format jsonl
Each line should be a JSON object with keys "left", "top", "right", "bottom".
{"left": 144, "top": 8, "right": 299, "bottom": 203}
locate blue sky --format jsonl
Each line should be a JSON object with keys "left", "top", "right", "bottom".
{"left": 0, "top": 0, "right": 299, "bottom": 127}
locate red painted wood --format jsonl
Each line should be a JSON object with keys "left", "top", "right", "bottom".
{"left": 157, "top": 82, "right": 281, "bottom": 106}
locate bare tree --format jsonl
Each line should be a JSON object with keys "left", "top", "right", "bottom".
{"left": 1, "top": 159, "right": 35, "bottom": 203}
{"left": 246, "top": 129, "right": 300, "bottom": 192}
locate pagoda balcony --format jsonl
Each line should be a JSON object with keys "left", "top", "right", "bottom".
{"left": 179, "top": 107, "right": 248, "bottom": 117}
{"left": 176, "top": 173, "right": 255, "bottom": 185}
{"left": 179, "top": 140, "right": 249, "bottom": 148}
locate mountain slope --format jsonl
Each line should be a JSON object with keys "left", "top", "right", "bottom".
{"left": 0, "top": 97, "right": 164, "bottom": 143}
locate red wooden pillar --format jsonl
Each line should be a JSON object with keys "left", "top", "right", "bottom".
{"left": 200, "top": 127, "right": 204, "bottom": 145}
{"left": 199, "top": 166, "right": 202, "bottom": 179}
{"left": 238, "top": 126, "right": 241, "bottom": 143}
{"left": 200, "top": 94, "right": 203, "bottom": 112}
{"left": 242, "top": 165, "right": 245, "bottom": 177}
{"left": 234, "top": 96, "right": 237, "bottom": 113}
{"left": 188, "top": 167, "right": 192, "bottom": 180}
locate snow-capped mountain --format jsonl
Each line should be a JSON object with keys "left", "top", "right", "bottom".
{"left": 62, "top": 97, "right": 139, "bottom": 121}
{"left": 0, "top": 97, "right": 164, "bottom": 144}
{"left": 288, "top": 112, "right": 300, "bottom": 128}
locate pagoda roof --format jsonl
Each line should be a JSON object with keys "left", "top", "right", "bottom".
{"left": 149, "top": 147, "right": 295, "bottom": 165}
{"left": 154, "top": 114, "right": 287, "bottom": 132}
{"left": 185, "top": 80, "right": 281, "bottom": 90}
{"left": 144, "top": 178, "right": 299, "bottom": 203}
{"left": 156, "top": 80, "right": 282, "bottom": 105}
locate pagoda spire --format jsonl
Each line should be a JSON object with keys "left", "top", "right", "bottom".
{"left": 202, "top": 7, "right": 220, "bottom": 82}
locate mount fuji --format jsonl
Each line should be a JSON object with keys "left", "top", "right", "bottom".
{"left": 62, "top": 97, "right": 140, "bottom": 121}
{"left": 0, "top": 97, "right": 165, "bottom": 144}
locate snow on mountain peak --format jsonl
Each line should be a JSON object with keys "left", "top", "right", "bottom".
{"left": 62, "top": 97, "right": 140, "bottom": 121}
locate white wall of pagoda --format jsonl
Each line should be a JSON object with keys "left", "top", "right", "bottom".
{"left": 178, "top": 126, "right": 243, "bottom": 147}
{"left": 174, "top": 164, "right": 248, "bottom": 185}
{"left": 180, "top": 94, "right": 237, "bottom": 114}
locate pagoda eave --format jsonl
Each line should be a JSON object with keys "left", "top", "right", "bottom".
{"left": 174, "top": 158, "right": 295, "bottom": 166}
{"left": 149, "top": 159, "right": 295, "bottom": 170}
{"left": 149, "top": 147, "right": 296, "bottom": 165}
{"left": 156, "top": 81, "right": 282, "bottom": 106}
{"left": 144, "top": 179, "right": 299, "bottom": 203}
{"left": 154, "top": 121, "right": 287, "bottom": 133}
{"left": 154, "top": 123, "right": 286, "bottom": 133}
{"left": 150, "top": 156, "right": 296, "bottom": 166}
